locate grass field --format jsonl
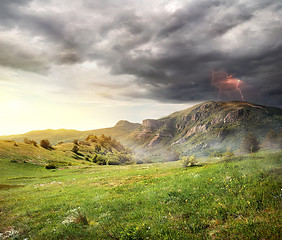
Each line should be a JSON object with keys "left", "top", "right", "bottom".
{"left": 0, "top": 142, "right": 281, "bottom": 239}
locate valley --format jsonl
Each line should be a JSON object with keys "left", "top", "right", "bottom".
{"left": 0, "top": 101, "right": 281, "bottom": 239}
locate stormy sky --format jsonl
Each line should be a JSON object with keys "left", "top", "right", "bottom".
{"left": 0, "top": 0, "right": 281, "bottom": 134}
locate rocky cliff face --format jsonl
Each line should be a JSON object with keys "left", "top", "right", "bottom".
{"left": 142, "top": 119, "right": 163, "bottom": 130}
{"left": 131, "top": 101, "right": 282, "bottom": 155}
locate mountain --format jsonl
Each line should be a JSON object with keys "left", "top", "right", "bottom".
{"left": 1, "top": 101, "right": 281, "bottom": 157}
{"left": 126, "top": 101, "right": 282, "bottom": 157}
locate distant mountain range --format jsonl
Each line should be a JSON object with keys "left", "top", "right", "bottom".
{"left": 1, "top": 101, "right": 281, "bottom": 157}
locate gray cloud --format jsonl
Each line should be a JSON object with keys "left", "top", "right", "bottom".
{"left": 0, "top": 0, "right": 281, "bottom": 107}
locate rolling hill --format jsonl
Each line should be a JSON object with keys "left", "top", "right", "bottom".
{"left": 0, "top": 120, "right": 141, "bottom": 145}
{"left": 1, "top": 101, "right": 281, "bottom": 157}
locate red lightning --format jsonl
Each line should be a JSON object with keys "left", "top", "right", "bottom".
{"left": 212, "top": 71, "right": 244, "bottom": 101}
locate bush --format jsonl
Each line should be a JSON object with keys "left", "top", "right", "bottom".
{"left": 210, "top": 151, "right": 222, "bottom": 158}
{"left": 222, "top": 151, "right": 234, "bottom": 160}
{"left": 96, "top": 155, "right": 107, "bottom": 165}
{"left": 107, "top": 159, "right": 120, "bottom": 165}
{"left": 40, "top": 139, "right": 53, "bottom": 149}
{"left": 95, "top": 144, "right": 101, "bottom": 152}
{"left": 72, "top": 145, "right": 79, "bottom": 153}
{"left": 181, "top": 156, "right": 197, "bottom": 167}
{"left": 24, "top": 138, "right": 38, "bottom": 147}
{"left": 116, "top": 152, "right": 133, "bottom": 165}
{"left": 136, "top": 160, "right": 144, "bottom": 164}
{"left": 74, "top": 210, "right": 88, "bottom": 225}
{"left": 45, "top": 164, "right": 56, "bottom": 169}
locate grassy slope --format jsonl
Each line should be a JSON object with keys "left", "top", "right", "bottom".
{"left": 0, "top": 149, "right": 281, "bottom": 239}
{"left": 0, "top": 140, "right": 95, "bottom": 167}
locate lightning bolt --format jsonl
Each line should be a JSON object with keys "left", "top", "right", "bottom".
{"left": 236, "top": 79, "right": 244, "bottom": 101}
{"left": 211, "top": 71, "right": 245, "bottom": 101}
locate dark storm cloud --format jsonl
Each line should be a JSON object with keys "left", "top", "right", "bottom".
{"left": 0, "top": 0, "right": 281, "bottom": 107}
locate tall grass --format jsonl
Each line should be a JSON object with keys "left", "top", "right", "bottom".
{"left": 0, "top": 151, "right": 281, "bottom": 239}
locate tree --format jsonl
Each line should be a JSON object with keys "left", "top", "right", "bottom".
{"left": 262, "top": 129, "right": 281, "bottom": 149}
{"left": 165, "top": 148, "right": 180, "bottom": 162}
{"left": 240, "top": 133, "right": 260, "bottom": 153}
{"left": 72, "top": 145, "right": 79, "bottom": 153}
{"left": 95, "top": 144, "right": 101, "bottom": 152}
{"left": 40, "top": 139, "right": 53, "bottom": 149}
{"left": 24, "top": 138, "right": 38, "bottom": 147}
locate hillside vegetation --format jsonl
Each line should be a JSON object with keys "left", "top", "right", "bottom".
{"left": 0, "top": 134, "right": 134, "bottom": 168}
{"left": 1, "top": 101, "right": 281, "bottom": 158}
{"left": 130, "top": 101, "right": 282, "bottom": 156}
{"left": 0, "top": 149, "right": 281, "bottom": 239}
{"left": 0, "top": 100, "right": 281, "bottom": 239}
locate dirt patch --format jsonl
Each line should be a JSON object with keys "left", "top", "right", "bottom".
{"left": 0, "top": 184, "right": 24, "bottom": 190}
{"left": 8, "top": 176, "right": 36, "bottom": 180}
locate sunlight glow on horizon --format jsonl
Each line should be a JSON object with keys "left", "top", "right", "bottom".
{"left": 0, "top": 87, "right": 200, "bottom": 136}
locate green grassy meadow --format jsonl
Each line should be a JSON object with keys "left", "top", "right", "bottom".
{"left": 0, "top": 141, "right": 281, "bottom": 239}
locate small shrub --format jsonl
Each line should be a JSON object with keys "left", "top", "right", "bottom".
{"left": 40, "top": 139, "right": 53, "bottom": 149}
{"left": 95, "top": 144, "right": 101, "bottom": 152}
{"left": 96, "top": 155, "right": 107, "bottom": 165}
{"left": 72, "top": 145, "right": 79, "bottom": 153}
{"left": 181, "top": 156, "right": 197, "bottom": 167}
{"left": 45, "top": 164, "right": 57, "bottom": 169}
{"left": 222, "top": 151, "right": 234, "bottom": 160}
{"left": 116, "top": 152, "right": 133, "bottom": 165}
{"left": 107, "top": 159, "right": 120, "bottom": 165}
{"left": 24, "top": 138, "right": 38, "bottom": 147}
{"left": 210, "top": 151, "right": 222, "bottom": 157}
{"left": 92, "top": 154, "right": 98, "bottom": 163}
{"left": 136, "top": 160, "right": 144, "bottom": 164}
{"left": 74, "top": 211, "right": 88, "bottom": 225}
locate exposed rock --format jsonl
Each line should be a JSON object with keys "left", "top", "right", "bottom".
{"left": 191, "top": 112, "right": 202, "bottom": 121}
{"left": 148, "top": 131, "right": 173, "bottom": 147}
{"left": 211, "top": 117, "right": 222, "bottom": 125}
{"left": 142, "top": 119, "right": 163, "bottom": 130}
{"left": 223, "top": 109, "right": 245, "bottom": 123}
{"left": 171, "top": 138, "right": 185, "bottom": 146}
{"left": 136, "top": 129, "right": 153, "bottom": 138}
{"left": 185, "top": 125, "right": 207, "bottom": 137}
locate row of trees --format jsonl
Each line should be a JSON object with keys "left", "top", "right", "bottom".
{"left": 24, "top": 138, "right": 53, "bottom": 149}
